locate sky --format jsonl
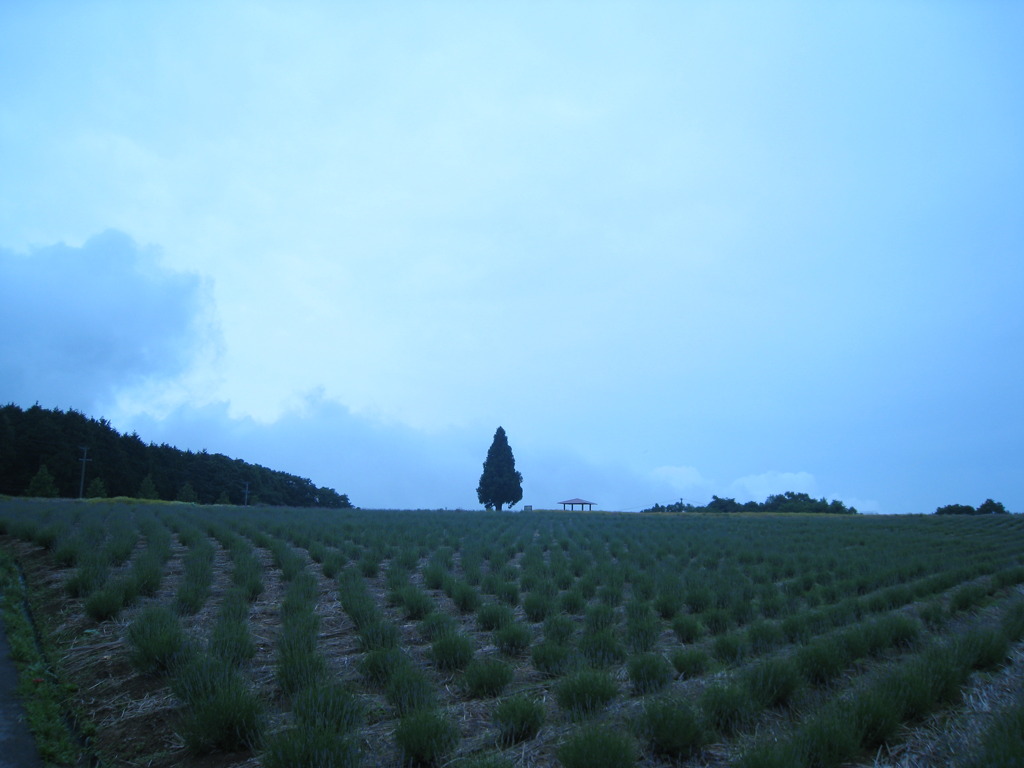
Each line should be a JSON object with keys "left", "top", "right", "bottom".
{"left": 1, "top": 2, "right": 1022, "bottom": 513}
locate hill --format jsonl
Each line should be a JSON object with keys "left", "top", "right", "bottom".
{"left": 0, "top": 403, "right": 351, "bottom": 508}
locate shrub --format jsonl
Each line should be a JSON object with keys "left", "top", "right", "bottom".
{"left": 626, "top": 611, "right": 660, "bottom": 653}
{"left": 531, "top": 641, "right": 575, "bottom": 678}
{"left": 419, "top": 611, "right": 457, "bottom": 641}
{"left": 358, "top": 620, "right": 400, "bottom": 652}
{"left": 746, "top": 619, "right": 784, "bottom": 655}
{"left": 712, "top": 632, "right": 747, "bottom": 663}
{"left": 641, "top": 697, "right": 704, "bottom": 759}
{"left": 557, "top": 725, "right": 637, "bottom": 768}
{"left": 742, "top": 657, "right": 801, "bottom": 709}
{"left": 796, "top": 636, "right": 846, "bottom": 686}
{"left": 700, "top": 683, "right": 753, "bottom": 736}
{"left": 627, "top": 653, "right": 673, "bottom": 695}
{"left": 210, "top": 617, "right": 256, "bottom": 666}
{"left": 400, "top": 586, "right": 435, "bottom": 620}
{"left": 672, "top": 614, "right": 704, "bottom": 644}
{"left": 584, "top": 603, "right": 616, "bottom": 633}
{"left": 555, "top": 669, "right": 618, "bottom": 717}
{"left": 174, "top": 658, "right": 264, "bottom": 753}
{"left": 523, "top": 592, "right": 552, "bottom": 622}
{"left": 361, "top": 648, "right": 411, "bottom": 688}
{"left": 386, "top": 667, "right": 436, "bottom": 715}
{"left": 463, "top": 657, "right": 513, "bottom": 698}
{"left": 580, "top": 628, "right": 626, "bottom": 667}
{"left": 293, "top": 683, "right": 364, "bottom": 733}
{"left": 493, "top": 695, "right": 544, "bottom": 746}
{"left": 84, "top": 579, "right": 132, "bottom": 622}
{"left": 477, "top": 603, "right": 514, "bottom": 631}
{"left": 559, "top": 589, "right": 586, "bottom": 614}
{"left": 451, "top": 581, "right": 481, "bottom": 613}
{"left": 128, "top": 605, "right": 187, "bottom": 674}
{"left": 544, "top": 614, "right": 575, "bottom": 644}
{"left": 263, "top": 727, "right": 359, "bottom": 768}
{"left": 670, "top": 647, "right": 708, "bottom": 678}
{"left": 395, "top": 709, "right": 458, "bottom": 766}
{"left": 431, "top": 633, "right": 474, "bottom": 671}
{"left": 494, "top": 622, "right": 531, "bottom": 656}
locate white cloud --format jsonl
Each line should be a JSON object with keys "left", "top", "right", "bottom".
{"left": 730, "top": 471, "right": 817, "bottom": 502}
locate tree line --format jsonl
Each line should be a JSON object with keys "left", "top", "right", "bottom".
{"left": 643, "top": 491, "right": 858, "bottom": 515}
{"left": 0, "top": 403, "right": 351, "bottom": 508}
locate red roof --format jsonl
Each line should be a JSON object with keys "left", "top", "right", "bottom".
{"left": 559, "top": 498, "right": 594, "bottom": 504}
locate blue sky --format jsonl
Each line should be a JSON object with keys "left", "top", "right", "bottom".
{"left": 2, "top": 2, "right": 1022, "bottom": 512}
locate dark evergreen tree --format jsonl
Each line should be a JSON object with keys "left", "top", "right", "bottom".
{"left": 476, "top": 426, "right": 523, "bottom": 511}
{"left": 26, "top": 464, "right": 59, "bottom": 497}
{"left": 86, "top": 477, "right": 108, "bottom": 498}
{"left": 138, "top": 474, "right": 159, "bottom": 500}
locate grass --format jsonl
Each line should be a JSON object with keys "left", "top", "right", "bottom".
{"left": 0, "top": 549, "right": 80, "bottom": 765}
{"left": 493, "top": 695, "right": 544, "bottom": 746}
{"left": 641, "top": 697, "right": 705, "bottom": 759}
{"left": 463, "top": 657, "right": 513, "bottom": 697}
{"left": 262, "top": 728, "right": 360, "bottom": 768}
{"left": 292, "top": 682, "right": 364, "bottom": 732}
{"left": 128, "top": 604, "right": 188, "bottom": 674}
{"left": 627, "top": 653, "right": 673, "bottom": 694}
{"left": 431, "top": 632, "right": 474, "bottom": 671}
{"left": 558, "top": 725, "right": 637, "bottom": 768}
{"left": 555, "top": 669, "right": 618, "bottom": 717}
{"left": 395, "top": 709, "right": 458, "bottom": 766}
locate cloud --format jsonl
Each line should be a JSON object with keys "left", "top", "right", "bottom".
{"left": 0, "top": 230, "right": 219, "bottom": 414}
{"left": 730, "top": 470, "right": 818, "bottom": 502}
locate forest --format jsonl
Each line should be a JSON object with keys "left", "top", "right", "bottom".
{"left": 643, "top": 491, "right": 858, "bottom": 515}
{"left": 0, "top": 403, "right": 351, "bottom": 508}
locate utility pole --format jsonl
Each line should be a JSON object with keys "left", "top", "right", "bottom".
{"left": 78, "top": 446, "right": 91, "bottom": 499}
{"left": 243, "top": 481, "right": 250, "bottom": 506}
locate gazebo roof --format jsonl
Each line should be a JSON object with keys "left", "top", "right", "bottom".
{"left": 559, "top": 498, "right": 594, "bottom": 505}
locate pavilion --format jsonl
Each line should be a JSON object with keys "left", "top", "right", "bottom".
{"left": 559, "top": 498, "right": 595, "bottom": 511}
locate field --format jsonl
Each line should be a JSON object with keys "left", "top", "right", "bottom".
{"left": 1, "top": 500, "right": 1023, "bottom": 768}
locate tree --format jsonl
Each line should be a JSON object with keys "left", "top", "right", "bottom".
{"left": 177, "top": 481, "right": 198, "bottom": 503}
{"left": 86, "top": 477, "right": 108, "bottom": 498}
{"left": 977, "top": 499, "right": 1008, "bottom": 515}
{"left": 26, "top": 465, "right": 59, "bottom": 497}
{"left": 138, "top": 474, "right": 159, "bottom": 500}
{"left": 936, "top": 503, "right": 977, "bottom": 515}
{"left": 476, "top": 427, "right": 523, "bottom": 511}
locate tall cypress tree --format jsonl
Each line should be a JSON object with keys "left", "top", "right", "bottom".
{"left": 477, "top": 426, "right": 523, "bottom": 511}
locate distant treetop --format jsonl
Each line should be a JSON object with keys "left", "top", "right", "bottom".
{"left": 643, "top": 491, "right": 857, "bottom": 515}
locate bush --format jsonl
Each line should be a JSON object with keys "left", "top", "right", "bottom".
{"left": 555, "top": 669, "right": 618, "bottom": 717}
{"left": 173, "top": 656, "right": 264, "bottom": 754}
{"left": 700, "top": 683, "right": 753, "bottom": 736}
{"left": 494, "top": 622, "right": 532, "bottom": 656}
{"left": 477, "top": 603, "right": 514, "bottom": 631}
{"left": 361, "top": 648, "right": 410, "bottom": 688}
{"left": 450, "top": 581, "right": 481, "bottom": 613}
{"left": 742, "top": 657, "right": 801, "bottom": 708}
{"left": 580, "top": 628, "right": 626, "bottom": 667}
{"left": 210, "top": 618, "right": 256, "bottom": 667}
{"left": 531, "top": 641, "right": 575, "bottom": 678}
{"left": 128, "top": 605, "right": 187, "bottom": 674}
{"left": 672, "top": 614, "right": 704, "bottom": 643}
{"left": 431, "top": 633, "right": 474, "bottom": 671}
{"left": 292, "top": 683, "right": 364, "bottom": 733}
{"left": 641, "top": 697, "right": 704, "bottom": 759}
{"left": 627, "top": 653, "right": 673, "bottom": 695}
{"left": 263, "top": 727, "right": 359, "bottom": 768}
{"left": 386, "top": 667, "right": 436, "bottom": 715}
{"left": 796, "top": 636, "right": 846, "bottom": 686}
{"left": 358, "top": 620, "right": 400, "bottom": 652}
{"left": 463, "top": 657, "right": 513, "bottom": 698}
{"left": 557, "top": 725, "right": 637, "bottom": 768}
{"left": 544, "top": 614, "right": 575, "bottom": 644}
{"left": 400, "top": 586, "right": 435, "bottom": 620}
{"left": 670, "top": 647, "right": 708, "bottom": 678}
{"left": 395, "top": 709, "right": 458, "bottom": 766}
{"left": 523, "top": 592, "right": 552, "bottom": 622}
{"left": 493, "top": 695, "right": 544, "bottom": 746}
